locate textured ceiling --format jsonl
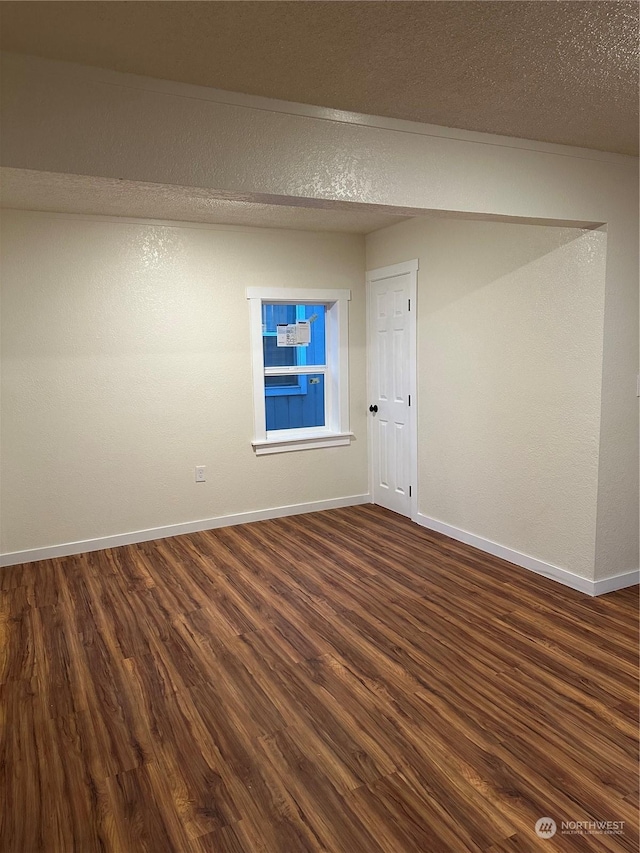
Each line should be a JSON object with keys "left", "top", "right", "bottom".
{"left": 0, "top": 1, "right": 637, "bottom": 156}
{"left": 0, "top": 169, "right": 413, "bottom": 234}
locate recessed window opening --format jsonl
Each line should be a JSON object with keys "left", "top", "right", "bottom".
{"left": 247, "top": 288, "right": 352, "bottom": 454}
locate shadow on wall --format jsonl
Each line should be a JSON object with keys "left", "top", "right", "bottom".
{"left": 406, "top": 216, "right": 609, "bottom": 578}
{"left": 423, "top": 220, "right": 606, "bottom": 315}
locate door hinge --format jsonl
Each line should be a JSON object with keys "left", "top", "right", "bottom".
{"left": 409, "top": 486, "right": 412, "bottom": 497}
{"left": 408, "top": 298, "right": 411, "bottom": 311}
{"left": 408, "top": 394, "right": 411, "bottom": 406}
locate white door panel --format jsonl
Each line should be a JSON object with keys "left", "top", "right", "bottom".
{"left": 368, "top": 264, "right": 416, "bottom": 517}
{"left": 378, "top": 419, "right": 389, "bottom": 487}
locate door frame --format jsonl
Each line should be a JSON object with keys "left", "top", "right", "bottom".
{"left": 366, "top": 259, "right": 419, "bottom": 521}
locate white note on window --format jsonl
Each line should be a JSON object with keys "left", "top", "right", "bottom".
{"left": 285, "top": 324, "right": 298, "bottom": 345}
{"left": 296, "top": 321, "right": 310, "bottom": 345}
{"left": 277, "top": 324, "right": 299, "bottom": 346}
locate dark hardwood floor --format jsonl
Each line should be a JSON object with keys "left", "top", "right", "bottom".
{"left": 1, "top": 504, "right": 638, "bottom": 852}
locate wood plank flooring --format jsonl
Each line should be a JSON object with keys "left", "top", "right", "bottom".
{"left": 0, "top": 504, "right": 638, "bottom": 852}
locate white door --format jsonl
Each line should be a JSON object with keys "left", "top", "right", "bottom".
{"left": 367, "top": 260, "right": 418, "bottom": 518}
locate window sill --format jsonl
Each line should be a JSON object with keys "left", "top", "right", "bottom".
{"left": 252, "top": 430, "right": 354, "bottom": 455}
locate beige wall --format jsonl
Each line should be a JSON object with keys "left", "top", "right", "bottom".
{"left": 1, "top": 54, "right": 637, "bottom": 580}
{"left": 367, "top": 218, "right": 608, "bottom": 580}
{"left": 0, "top": 210, "right": 368, "bottom": 554}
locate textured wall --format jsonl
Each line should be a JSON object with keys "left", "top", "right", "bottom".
{"left": 0, "top": 211, "right": 368, "bottom": 553}
{"left": 367, "top": 218, "right": 608, "bottom": 580}
{"left": 1, "top": 53, "right": 637, "bottom": 576}
{"left": 594, "top": 211, "right": 640, "bottom": 580}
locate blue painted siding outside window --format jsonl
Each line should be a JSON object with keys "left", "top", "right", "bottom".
{"left": 262, "top": 304, "right": 326, "bottom": 431}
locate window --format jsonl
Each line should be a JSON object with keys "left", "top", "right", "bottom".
{"left": 247, "top": 287, "right": 352, "bottom": 454}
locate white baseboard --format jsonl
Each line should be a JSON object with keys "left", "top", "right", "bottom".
{"left": 414, "top": 512, "right": 638, "bottom": 597}
{"left": 592, "top": 570, "right": 640, "bottom": 596}
{"left": 0, "top": 494, "right": 371, "bottom": 568}
{"left": 4, "top": 499, "right": 636, "bottom": 598}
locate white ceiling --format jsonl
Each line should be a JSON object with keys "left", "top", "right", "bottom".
{"left": 1, "top": 1, "right": 638, "bottom": 155}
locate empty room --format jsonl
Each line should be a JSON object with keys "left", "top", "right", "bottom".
{"left": 0, "top": 2, "right": 638, "bottom": 852}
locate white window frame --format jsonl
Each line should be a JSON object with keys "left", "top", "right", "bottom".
{"left": 247, "top": 287, "right": 352, "bottom": 455}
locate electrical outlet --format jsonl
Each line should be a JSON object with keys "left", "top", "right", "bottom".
{"left": 195, "top": 466, "right": 206, "bottom": 483}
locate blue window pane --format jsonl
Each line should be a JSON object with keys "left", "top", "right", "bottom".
{"left": 265, "top": 374, "right": 298, "bottom": 388}
{"left": 262, "top": 304, "right": 326, "bottom": 368}
{"left": 262, "top": 303, "right": 296, "bottom": 332}
{"left": 263, "top": 336, "right": 296, "bottom": 370}
{"left": 265, "top": 374, "right": 325, "bottom": 431}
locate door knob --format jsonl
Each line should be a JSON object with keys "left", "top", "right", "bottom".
{"left": 369, "top": 404, "right": 378, "bottom": 413}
